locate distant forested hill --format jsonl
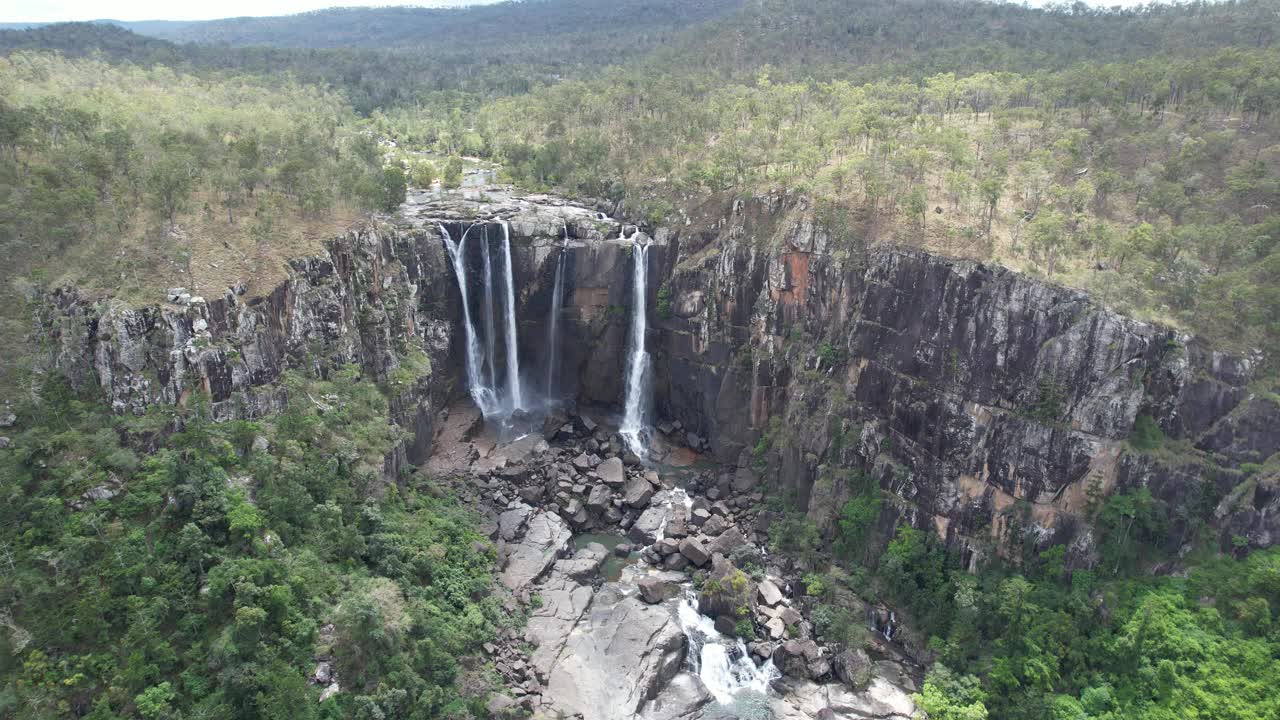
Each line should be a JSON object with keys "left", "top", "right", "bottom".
{"left": 120, "top": 0, "right": 745, "bottom": 49}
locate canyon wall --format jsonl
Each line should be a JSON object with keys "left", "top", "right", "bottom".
{"left": 32, "top": 223, "right": 459, "bottom": 477}
{"left": 32, "top": 193, "right": 1280, "bottom": 563}
{"left": 643, "top": 194, "right": 1279, "bottom": 564}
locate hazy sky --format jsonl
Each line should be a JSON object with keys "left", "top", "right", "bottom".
{"left": 5, "top": 0, "right": 1169, "bottom": 24}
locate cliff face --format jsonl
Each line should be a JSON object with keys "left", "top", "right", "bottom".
{"left": 33, "top": 223, "right": 458, "bottom": 475}
{"left": 647, "top": 194, "right": 1279, "bottom": 562}
{"left": 31, "top": 191, "right": 1279, "bottom": 561}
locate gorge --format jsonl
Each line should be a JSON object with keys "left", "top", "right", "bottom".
{"left": 25, "top": 181, "right": 1280, "bottom": 718}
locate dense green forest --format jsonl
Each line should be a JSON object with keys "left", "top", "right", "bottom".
{"left": 0, "top": 370, "right": 503, "bottom": 719}
{"left": 2, "top": 1, "right": 1280, "bottom": 718}
{"left": 766, "top": 473, "right": 1280, "bottom": 719}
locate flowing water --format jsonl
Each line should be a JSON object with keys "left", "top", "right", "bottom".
{"left": 440, "top": 225, "right": 498, "bottom": 416}
{"left": 620, "top": 238, "right": 651, "bottom": 456}
{"left": 480, "top": 224, "right": 498, "bottom": 392}
{"left": 676, "top": 586, "right": 780, "bottom": 706}
{"left": 545, "top": 222, "right": 568, "bottom": 398}
{"left": 499, "top": 221, "right": 524, "bottom": 411}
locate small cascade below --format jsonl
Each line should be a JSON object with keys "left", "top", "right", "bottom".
{"left": 545, "top": 221, "right": 569, "bottom": 398}
{"left": 620, "top": 237, "right": 652, "bottom": 457}
{"left": 499, "top": 221, "right": 524, "bottom": 412}
{"left": 440, "top": 224, "right": 498, "bottom": 416}
{"left": 676, "top": 586, "right": 779, "bottom": 706}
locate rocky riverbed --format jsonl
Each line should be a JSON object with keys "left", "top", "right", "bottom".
{"left": 429, "top": 401, "right": 920, "bottom": 720}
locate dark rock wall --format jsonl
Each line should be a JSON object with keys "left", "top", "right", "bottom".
{"left": 32, "top": 197, "right": 1279, "bottom": 560}
{"left": 33, "top": 224, "right": 458, "bottom": 477}
{"left": 640, "top": 195, "right": 1279, "bottom": 562}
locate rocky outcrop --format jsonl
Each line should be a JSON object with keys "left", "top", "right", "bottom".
{"left": 33, "top": 222, "right": 457, "bottom": 477}
{"left": 645, "top": 193, "right": 1279, "bottom": 560}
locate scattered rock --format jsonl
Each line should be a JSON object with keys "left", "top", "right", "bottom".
{"left": 678, "top": 538, "right": 710, "bottom": 567}
{"left": 318, "top": 682, "right": 340, "bottom": 703}
{"left": 637, "top": 575, "right": 680, "bottom": 604}
{"left": 623, "top": 474, "right": 654, "bottom": 508}
{"left": 486, "top": 693, "right": 516, "bottom": 716}
{"left": 832, "top": 647, "right": 873, "bottom": 689}
{"left": 627, "top": 505, "right": 667, "bottom": 545}
{"left": 597, "top": 456, "right": 626, "bottom": 487}
{"left": 707, "top": 526, "right": 747, "bottom": 558}
{"left": 700, "top": 514, "right": 727, "bottom": 536}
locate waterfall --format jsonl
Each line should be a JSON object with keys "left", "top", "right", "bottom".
{"left": 676, "top": 586, "right": 779, "bottom": 706}
{"left": 440, "top": 224, "right": 498, "bottom": 416}
{"left": 620, "top": 238, "right": 651, "bottom": 456}
{"left": 500, "top": 221, "right": 524, "bottom": 412}
{"left": 545, "top": 221, "right": 568, "bottom": 398}
{"left": 480, "top": 224, "right": 498, "bottom": 391}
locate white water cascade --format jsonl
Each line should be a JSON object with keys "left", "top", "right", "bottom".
{"left": 480, "top": 225, "right": 498, "bottom": 393}
{"left": 440, "top": 225, "right": 499, "bottom": 416}
{"left": 620, "top": 237, "right": 651, "bottom": 456}
{"left": 499, "top": 221, "right": 524, "bottom": 412}
{"left": 545, "top": 221, "right": 568, "bottom": 397}
{"left": 676, "top": 587, "right": 780, "bottom": 706}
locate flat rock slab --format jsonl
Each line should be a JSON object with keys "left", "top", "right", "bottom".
{"left": 541, "top": 585, "right": 687, "bottom": 720}
{"left": 501, "top": 510, "right": 572, "bottom": 591}
{"left": 771, "top": 678, "right": 916, "bottom": 720}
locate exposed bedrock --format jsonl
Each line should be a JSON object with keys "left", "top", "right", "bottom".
{"left": 34, "top": 189, "right": 1280, "bottom": 558}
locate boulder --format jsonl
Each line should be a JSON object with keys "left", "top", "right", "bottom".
{"left": 638, "top": 672, "right": 712, "bottom": 720}
{"left": 498, "top": 505, "right": 532, "bottom": 541}
{"left": 313, "top": 661, "right": 332, "bottom": 685}
{"left": 554, "top": 543, "right": 608, "bottom": 583}
{"left": 779, "top": 607, "right": 803, "bottom": 627}
{"left": 700, "top": 514, "right": 727, "bottom": 536}
{"left": 706, "top": 526, "right": 747, "bottom": 558}
{"left": 623, "top": 474, "right": 655, "bottom": 508}
{"left": 714, "top": 615, "right": 737, "bottom": 636}
{"left": 501, "top": 511, "right": 572, "bottom": 591}
{"left": 628, "top": 506, "right": 667, "bottom": 545}
{"left": 766, "top": 617, "right": 785, "bottom": 640}
{"left": 832, "top": 647, "right": 873, "bottom": 689}
{"left": 773, "top": 639, "right": 827, "bottom": 680}
{"left": 586, "top": 484, "right": 612, "bottom": 512}
{"left": 638, "top": 575, "right": 680, "bottom": 604}
{"left": 598, "top": 457, "right": 626, "bottom": 487}
{"left": 678, "top": 538, "right": 710, "bottom": 567}
{"left": 486, "top": 693, "right": 516, "bottom": 716}
{"left": 662, "top": 553, "right": 690, "bottom": 571}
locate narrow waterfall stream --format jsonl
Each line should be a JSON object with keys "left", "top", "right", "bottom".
{"left": 500, "top": 221, "right": 524, "bottom": 411}
{"left": 480, "top": 224, "right": 498, "bottom": 393}
{"left": 440, "top": 225, "right": 498, "bottom": 416}
{"left": 545, "top": 222, "right": 568, "bottom": 398}
{"left": 620, "top": 237, "right": 651, "bottom": 456}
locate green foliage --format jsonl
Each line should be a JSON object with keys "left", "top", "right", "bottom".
{"left": 1128, "top": 415, "right": 1166, "bottom": 452}
{"left": 1026, "top": 377, "right": 1068, "bottom": 423}
{"left": 441, "top": 156, "right": 464, "bottom": 189}
{"left": 656, "top": 283, "right": 673, "bottom": 320}
{"left": 769, "top": 511, "right": 821, "bottom": 567}
{"left": 817, "top": 341, "right": 840, "bottom": 367}
{"left": 835, "top": 471, "right": 881, "bottom": 562}
{"left": 378, "top": 165, "right": 407, "bottom": 211}
{"left": 915, "top": 665, "right": 988, "bottom": 720}
{"left": 0, "top": 373, "right": 499, "bottom": 718}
